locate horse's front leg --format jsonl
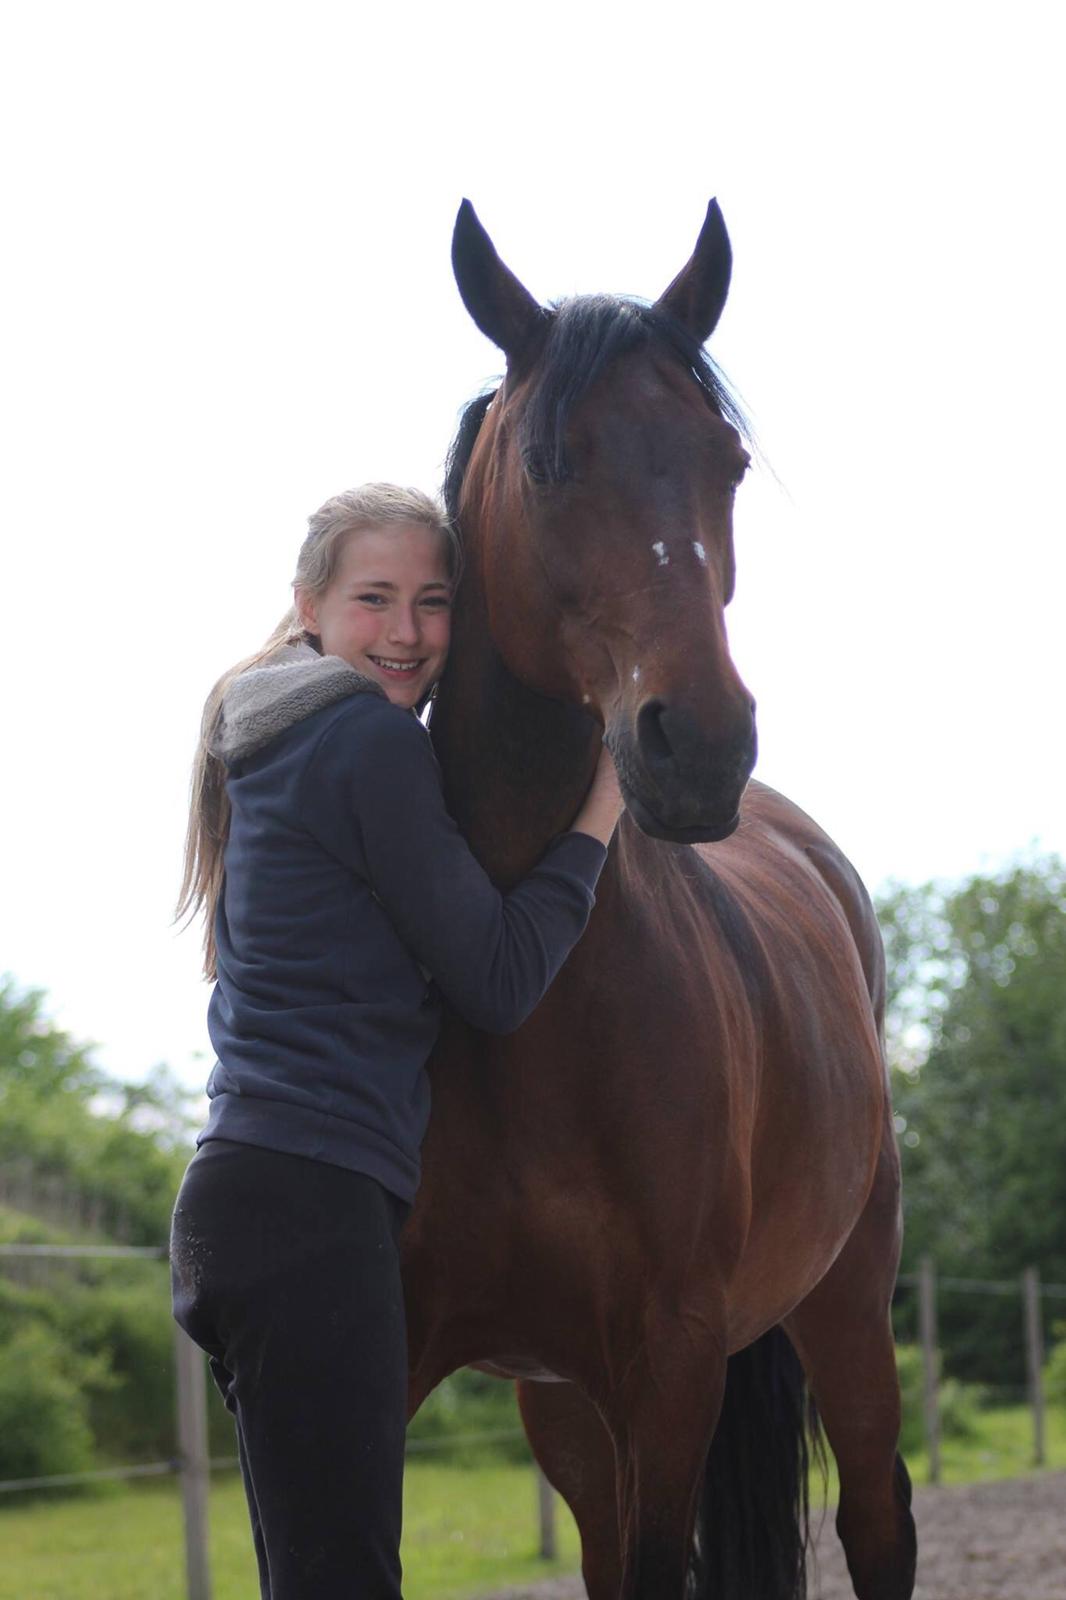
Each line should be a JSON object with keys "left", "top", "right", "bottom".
{"left": 517, "top": 1377, "right": 623, "bottom": 1600}
{"left": 599, "top": 1306, "right": 729, "bottom": 1600}
{"left": 402, "top": 1236, "right": 474, "bottom": 1422}
{"left": 784, "top": 1133, "right": 917, "bottom": 1600}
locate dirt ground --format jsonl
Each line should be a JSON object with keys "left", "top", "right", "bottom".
{"left": 486, "top": 1471, "right": 1066, "bottom": 1599}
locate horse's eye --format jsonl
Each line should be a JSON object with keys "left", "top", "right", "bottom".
{"left": 523, "top": 453, "right": 552, "bottom": 485}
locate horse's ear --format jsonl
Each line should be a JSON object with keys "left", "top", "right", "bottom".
{"left": 452, "top": 200, "right": 545, "bottom": 359}
{"left": 655, "top": 199, "right": 732, "bottom": 345}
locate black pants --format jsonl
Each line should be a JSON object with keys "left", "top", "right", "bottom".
{"left": 170, "top": 1139, "right": 410, "bottom": 1599}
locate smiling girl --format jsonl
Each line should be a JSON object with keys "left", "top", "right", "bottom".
{"left": 170, "top": 484, "right": 621, "bottom": 1598}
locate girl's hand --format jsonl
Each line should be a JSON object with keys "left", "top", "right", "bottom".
{"left": 569, "top": 744, "right": 624, "bottom": 847}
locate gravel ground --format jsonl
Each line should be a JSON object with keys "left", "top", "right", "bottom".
{"left": 484, "top": 1471, "right": 1066, "bottom": 1599}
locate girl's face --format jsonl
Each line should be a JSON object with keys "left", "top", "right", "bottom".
{"left": 297, "top": 523, "right": 453, "bottom": 709}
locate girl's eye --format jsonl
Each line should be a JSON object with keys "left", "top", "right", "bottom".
{"left": 356, "top": 593, "right": 388, "bottom": 606}
{"left": 421, "top": 596, "right": 451, "bottom": 610}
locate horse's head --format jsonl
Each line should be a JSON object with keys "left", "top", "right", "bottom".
{"left": 450, "top": 201, "right": 756, "bottom": 845}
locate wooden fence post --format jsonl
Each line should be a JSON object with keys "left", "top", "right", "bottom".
{"left": 918, "top": 1255, "right": 941, "bottom": 1484}
{"left": 174, "top": 1326, "right": 213, "bottom": 1600}
{"left": 536, "top": 1466, "right": 557, "bottom": 1559}
{"left": 1022, "top": 1266, "right": 1046, "bottom": 1468}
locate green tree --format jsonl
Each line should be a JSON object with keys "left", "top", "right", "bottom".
{"left": 0, "top": 978, "right": 205, "bottom": 1479}
{"left": 878, "top": 857, "right": 1066, "bottom": 1384}
{"left": 0, "top": 977, "right": 197, "bottom": 1244}
{"left": 0, "top": 976, "right": 106, "bottom": 1100}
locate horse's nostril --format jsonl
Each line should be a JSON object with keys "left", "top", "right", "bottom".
{"left": 636, "top": 699, "right": 673, "bottom": 768}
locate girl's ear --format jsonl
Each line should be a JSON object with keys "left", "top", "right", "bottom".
{"left": 295, "top": 588, "right": 319, "bottom": 635}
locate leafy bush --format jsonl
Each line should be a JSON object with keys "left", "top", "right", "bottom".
{"left": 895, "top": 1341, "right": 986, "bottom": 1456}
{"left": 1044, "top": 1324, "right": 1066, "bottom": 1407}
{"left": 408, "top": 1367, "right": 528, "bottom": 1464}
{"left": 0, "top": 978, "right": 212, "bottom": 1481}
{"left": 0, "top": 1273, "right": 59, "bottom": 1344}
{"left": 56, "top": 1277, "right": 177, "bottom": 1464}
{"left": 0, "top": 1321, "right": 113, "bottom": 1485}
{"left": 0, "top": 1206, "right": 58, "bottom": 1248}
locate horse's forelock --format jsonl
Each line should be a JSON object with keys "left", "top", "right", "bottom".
{"left": 444, "top": 297, "right": 748, "bottom": 517}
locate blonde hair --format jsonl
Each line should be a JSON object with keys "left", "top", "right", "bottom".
{"left": 177, "top": 484, "right": 458, "bottom": 979}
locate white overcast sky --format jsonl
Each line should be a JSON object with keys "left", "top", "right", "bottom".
{"left": 1, "top": 2, "right": 1062, "bottom": 1094}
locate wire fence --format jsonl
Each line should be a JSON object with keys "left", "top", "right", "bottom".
{"left": 2, "top": 1241, "right": 1065, "bottom": 1598}
{"left": 893, "top": 1259, "right": 1066, "bottom": 1483}
{"left": 0, "top": 1238, "right": 552, "bottom": 1600}
{"left": 0, "top": 1239, "right": 531, "bottom": 1486}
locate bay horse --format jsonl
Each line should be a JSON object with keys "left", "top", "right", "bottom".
{"left": 400, "top": 200, "right": 917, "bottom": 1600}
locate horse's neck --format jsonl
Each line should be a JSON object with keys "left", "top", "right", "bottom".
{"left": 431, "top": 580, "right": 599, "bottom": 886}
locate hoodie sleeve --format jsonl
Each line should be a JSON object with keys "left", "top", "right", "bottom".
{"left": 299, "top": 700, "right": 607, "bottom": 1034}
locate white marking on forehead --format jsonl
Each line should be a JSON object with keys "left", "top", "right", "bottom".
{"left": 693, "top": 541, "right": 707, "bottom": 565}
{"left": 631, "top": 666, "right": 641, "bottom": 683}
{"left": 652, "top": 541, "right": 669, "bottom": 566}
{"left": 581, "top": 693, "right": 590, "bottom": 705}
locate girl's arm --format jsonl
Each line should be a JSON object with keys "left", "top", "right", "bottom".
{"left": 300, "top": 704, "right": 621, "bottom": 1035}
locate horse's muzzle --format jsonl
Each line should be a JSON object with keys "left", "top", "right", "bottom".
{"left": 609, "top": 698, "right": 757, "bottom": 845}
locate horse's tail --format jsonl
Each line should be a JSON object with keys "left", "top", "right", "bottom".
{"left": 689, "top": 1326, "right": 822, "bottom": 1599}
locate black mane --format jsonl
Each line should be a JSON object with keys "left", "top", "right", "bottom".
{"left": 443, "top": 388, "right": 496, "bottom": 527}
{"left": 443, "top": 295, "right": 747, "bottom": 525}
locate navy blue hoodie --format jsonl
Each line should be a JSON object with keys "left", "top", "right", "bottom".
{"left": 199, "top": 648, "right": 606, "bottom": 1202}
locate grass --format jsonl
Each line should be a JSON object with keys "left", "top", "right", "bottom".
{"left": 401, "top": 1459, "right": 581, "bottom": 1600}
{"left": 2, "top": 1406, "right": 1065, "bottom": 1600}
{"left": 804, "top": 1401, "right": 1066, "bottom": 1520}
{"left": 0, "top": 1458, "right": 581, "bottom": 1600}
{"left": 902, "top": 1399, "right": 1066, "bottom": 1487}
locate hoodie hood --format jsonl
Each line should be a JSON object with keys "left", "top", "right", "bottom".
{"left": 213, "top": 640, "right": 385, "bottom": 764}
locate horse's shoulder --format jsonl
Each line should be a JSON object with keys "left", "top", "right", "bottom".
{"left": 614, "top": 778, "right": 880, "bottom": 968}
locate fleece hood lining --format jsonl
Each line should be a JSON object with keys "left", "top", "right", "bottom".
{"left": 213, "top": 641, "right": 385, "bottom": 763}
